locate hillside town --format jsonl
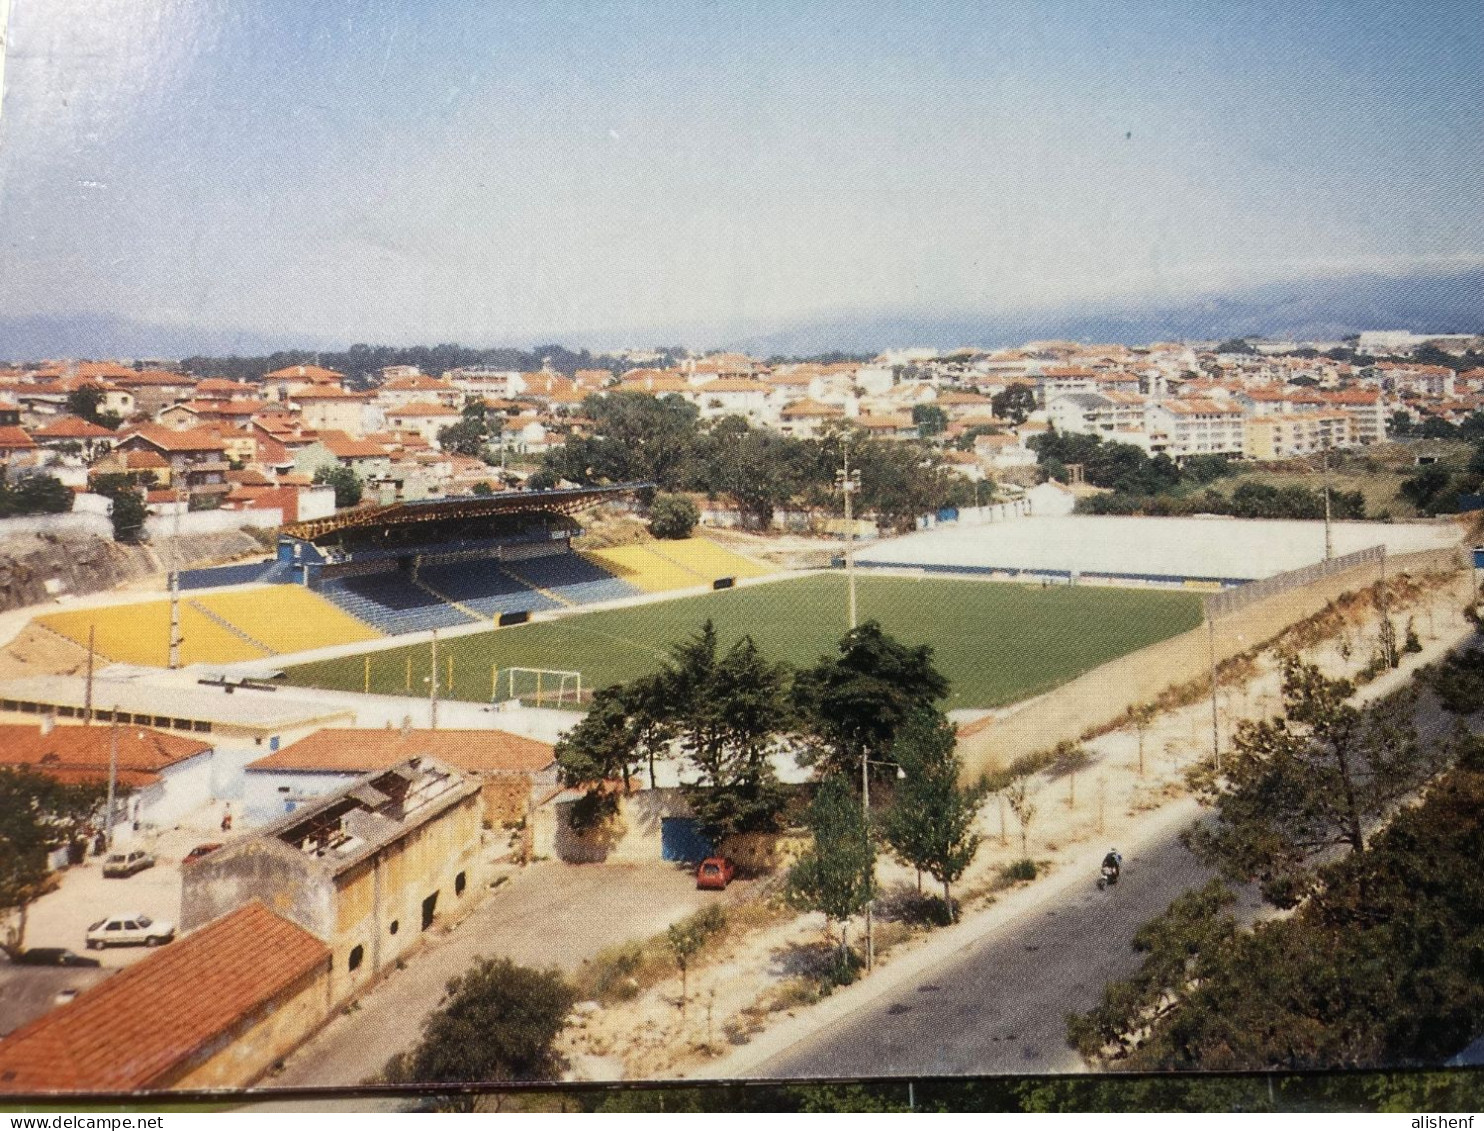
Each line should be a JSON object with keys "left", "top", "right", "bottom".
{"left": 2, "top": 333, "right": 1483, "bottom": 524}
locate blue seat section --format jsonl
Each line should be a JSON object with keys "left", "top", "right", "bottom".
{"left": 509, "top": 553, "right": 639, "bottom": 606}
{"left": 417, "top": 559, "right": 561, "bottom": 618}
{"left": 321, "top": 573, "right": 476, "bottom": 634}
{"left": 178, "top": 561, "right": 275, "bottom": 590}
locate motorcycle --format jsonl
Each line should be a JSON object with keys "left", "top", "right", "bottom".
{"left": 1097, "top": 863, "right": 1120, "bottom": 890}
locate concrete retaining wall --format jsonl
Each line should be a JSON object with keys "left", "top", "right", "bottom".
{"left": 956, "top": 544, "right": 1468, "bottom": 782}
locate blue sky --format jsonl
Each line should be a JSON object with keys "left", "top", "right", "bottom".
{"left": 0, "top": 0, "right": 1480, "bottom": 347}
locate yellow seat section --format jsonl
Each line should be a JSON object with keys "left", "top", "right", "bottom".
{"left": 199, "top": 585, "right": 382, "bottom": 654}
{"left": 645, "top": 537, "right": 773, "bottom": 581}
{"left": 582, "top": 546, "right": 701, "bottom": 593}
{"left": 39, "top": 601, "right": 269, "bottom": 667}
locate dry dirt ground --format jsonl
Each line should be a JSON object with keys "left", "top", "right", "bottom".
{"left": 557, "top": 570, "right": 1475, "bottom": 1082}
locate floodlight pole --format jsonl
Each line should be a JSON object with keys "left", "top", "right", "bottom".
{"left": 83, "top": 625, "right": 95, "bottom": 726}
{"left": 862, "top": 747, "right": 872, "bottom": 972}
{"left": 838, "top": 448, "right": 861, "bottom": 631}
{"left": 1322, "top": 444, "right": 1333, "bottom": 561}
{"left": 429, "top": 628, "right": 439, "bottom": 731}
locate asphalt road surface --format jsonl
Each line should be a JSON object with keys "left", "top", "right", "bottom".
{"left": 755, "top": 824, "right": 1258, "bottom": 1078}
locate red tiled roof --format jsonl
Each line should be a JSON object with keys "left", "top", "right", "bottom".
{"left": 0, "top": 427, "right": 37, "bottom": 450}
{"left": 0, "top": 724, "right": 210, "bottom": 778}
{"left": 247, "top": 727, "right": 554, "bottom": 775}
{"left": 30, "top": 416, "right": 116, "bottom": 440}
{"left": 387, "top": 401, "right": 459, "bottom": 417}
{"left": 0, "top": 902, "right": 328, "bottom": 1093}
{"left": 120, "top": 425, "right": 226, "bottom": 453}
{"left": 265, "top": 364, "right": 344, "bottom": 382}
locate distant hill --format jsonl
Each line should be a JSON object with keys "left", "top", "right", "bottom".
{"left": 726, "top": 266, "right": 1484, "bottom": 356}
{"left": 0, "top": 313, "right": 328, "bottom": 364}
{"left": 3, "top": 265, "right": 1480, "bottom": 362}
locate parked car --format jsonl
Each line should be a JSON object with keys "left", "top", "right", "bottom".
{"left": 13, "top": 947, "right": 101, "bottom": 968}
{"left": 696, "top": 856, "right": 734, "bottom": 890}
{"left": 182, "top": 843, "right": 223, "bottom": 866}
{"left": 102, "top": 850, "right": 155, "bottom": 878}
{"left": 85, "top": 913, "right": 175, "bottom": 949}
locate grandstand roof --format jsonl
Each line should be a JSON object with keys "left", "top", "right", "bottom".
{"left": 278, "top": 482, "right": 651, "bottom": 541}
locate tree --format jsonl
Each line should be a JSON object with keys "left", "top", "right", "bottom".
{"left": 649, "top": 493, "right": 699, "bottom": 539}
{"left": 881, "top": 709, "right": 984, "bottom": 919}
{"left": 1, "top": 767, "right": 106, "bottom": 954}
{"left": 664, "top": 622, "right": 793, "bottom": 838}
{"left": 313, "top": 463, "right": 363, "bottom": 508}
{"left": 0, "top": 473, "right": 73, "bottom": 518}
{"left": 65, "top": 386, "right": 121, "bottom": 429}
{"left": 991, "top": 383, "right": 1037, "bottom": 425}
{"left": 786, "top": 776, "right": 874, "bottom": 959}
{"left": 795, "top": 621, "right": 949, "bottom": 782}
{"left": 90, "top": 471, "right": 150, "bottom": 542}
{"left": 554, "top": 674, "right": 676, "bottom": 814}
{"left": 1003, "top": 774, "right": 1038, "bottom": 862}
{"left": 911, "top": 403, "right": 949, "bottom": 438}
{"left": 1186, "top": 658, "right": 1444, "bottom": 908}
{"left": 667, "top": 920, "right": 705, "bottom": 1009}
{"left": 381, "top": 957, "right": 575, "bottom": 1085}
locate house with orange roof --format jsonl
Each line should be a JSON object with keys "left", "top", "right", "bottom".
{"left": 694, "top": 375, "right": 772, "bottom": 422}
{"left": 0, "top": 426, "right": 39, "bottom": 467}
{"left": 182, "top": 757, "right": 485, "bottom": 1005}
{"left": 290, "top": 386, "right": 376, "bottom": 436}
{"left": 778, "top": 398, "right": 845, "bottom": 439}
{"left": 114, "top": 426, "right": 230, "bottom": 504}
{"left": 106, "top": 370, "right": 195, "bottom": 416}
{"left": 242, "top": 727, "right": 556, "bottom": 826}
{"left": 382, "top": 400, "right": 462, "bottom": 446}
{"left": 156, "top": 398, "right": 271, "bottom": 431}
{"left": 0, "top": 721, "right": 216, "bottom": 829}
{"left": 89, "top": 446, "right": 172, "bottom": 486}
{"left": 292, "top": 432, "right": 392, "bottom": 479}
{"left": 28, "top": 416, "right": 118, "bottom": 461}
{"left": 0, "top": 901, "right": 332, "bottom": 1093}
{"left": 375, "top": 374, "right": 464, "bottom": 411}
{"left": 263, "top": 363, "right": 345, "bottom": 395}
{"left": 193, "top": 378, "right": 261, "bottom": 401}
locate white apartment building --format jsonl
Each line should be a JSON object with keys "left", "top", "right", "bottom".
{"left": 1146, "top": 398, "right": 1246, "bottom": 460}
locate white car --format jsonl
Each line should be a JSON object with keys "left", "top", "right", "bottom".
{"left": 85, "top": 912, "right": 175, "bottom": 949}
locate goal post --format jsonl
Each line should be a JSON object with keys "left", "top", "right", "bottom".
{"left": 494, "top": 666, "right": 583, "bottom": 707}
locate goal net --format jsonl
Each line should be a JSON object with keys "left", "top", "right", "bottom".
{"left": 495, "top": 667, "right": 583, "bottom": 707}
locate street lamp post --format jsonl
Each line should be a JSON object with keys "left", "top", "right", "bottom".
{"left": 860, "top": 752, "right": 906, "bottom": 972}
{"left": 837, "top": 450, "right": 862, "bottom": 631}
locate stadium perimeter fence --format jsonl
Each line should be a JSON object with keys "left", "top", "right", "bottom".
{"left": 1204, "top": 545, "right": 1384, "bottom": 621}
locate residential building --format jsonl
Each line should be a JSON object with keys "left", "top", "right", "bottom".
{"left": 1145, "top": 398, "right": 1246, "bottom": 460}
{"left": 0, "top": 901, "right": 332, "bottom": 1092}
{"left": 1244, "top": 412, "right": 1357, "bottom": 460}
{"left": 181, "top": 757, "right": 485, "bottom": 1005}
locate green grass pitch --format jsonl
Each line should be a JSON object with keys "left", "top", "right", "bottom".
{"left": 284, "top": 574, "right": 1205, "bottom": 710}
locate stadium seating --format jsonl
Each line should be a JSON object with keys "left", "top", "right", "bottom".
{"left": 39, "top": 601, "right": 271, "bottom": 668}
{"left": 582, "top": 538, "right": 772, "bottom": 593}
{"left": 198, "top": 586, "right": 383, "bottom": 654}
{"left": 646, "top": 537, "right": 774, "bottom": 581}
{"left": 417, "top": 559, "right": 562, "bottom": 619}
{"left": 320, "top": 573, "right": 478, "bottom": 635}
{"left": 501, "top": 553, "right": 639, "bottom": 606}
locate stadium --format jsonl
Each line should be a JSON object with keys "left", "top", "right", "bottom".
{"left": 27, "top": 488, "right": 1464, "bottom": 714}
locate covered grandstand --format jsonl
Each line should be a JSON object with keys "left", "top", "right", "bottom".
{"left": 44, "top": 485, "right": 778, "bottom": 666}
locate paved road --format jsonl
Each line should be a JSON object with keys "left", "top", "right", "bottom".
{"left": 754, "top": 822, "right": 1260, "bottom": 1078}
{"left": 265, "top": 859, "right": 750, "bottom": 1090}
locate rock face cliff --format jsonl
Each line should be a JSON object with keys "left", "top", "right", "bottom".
{"left": 0, "top": 530, "right": 263, "bottom": 614}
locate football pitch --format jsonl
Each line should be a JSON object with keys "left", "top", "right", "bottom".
{"left": 283, "top": 574, "right": 1205, "bottom": 710}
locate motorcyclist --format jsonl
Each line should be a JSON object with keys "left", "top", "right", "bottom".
{"left": 1101, "top": 848, "right": 1122, "bottom": 881}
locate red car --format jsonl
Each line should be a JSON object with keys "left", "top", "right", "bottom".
{"left": 183, "top": 843, "right": 223, "bottom": 866}
{"left": 696, "top": 857, "right": 734, "bottom": 890}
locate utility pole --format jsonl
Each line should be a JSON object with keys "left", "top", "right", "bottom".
{"left": 105, "top": 710, "right": 119, "bottom": 849}
{"left": 861, "top": 747, "right": 873, "bottom": 972}
{"left": 429, "top": 628, "right": 439, "bottom": 731}
{"left": 1207, "top": 612, "right": 1221, "bottom": 773}
{"left": 837, "top": 446, "right": 861, "bottom": 631}
{"left": 167, "top": 486, "right": 185, "bottom": 669}
{"left": 83, "top": 625, "right": 95, "bottom": 726}
{"left": 1322, "top": 444, "right": 1333, "bottom": 561}
{"left": 1378, "top": 547, "right": 1393, "bottom": 668}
